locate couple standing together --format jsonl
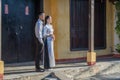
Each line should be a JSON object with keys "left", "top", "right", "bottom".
{"left": 35, "top": 12, "right": 55, "bottom": 72}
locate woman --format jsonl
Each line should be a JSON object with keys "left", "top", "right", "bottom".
{"left": 43, "top": 16, "right": 55, "bottom": 69}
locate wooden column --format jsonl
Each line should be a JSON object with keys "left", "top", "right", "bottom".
{"left": 87, "top": 0, "right": 96, "bottom": 66}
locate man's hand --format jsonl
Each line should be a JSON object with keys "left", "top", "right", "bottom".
{"left": 38, "top": 38, "right": 44, "bottom": 44}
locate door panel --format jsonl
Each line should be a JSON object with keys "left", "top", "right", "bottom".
{"left": 70, "top": 0, "right": 106, "bottom": 50}
{"left": 2, "top": 0, "right": 35, "bottom": 63}
{"left": 70, "top": 0, "right": 88, "bottom": 50}
{"left": 94, "top": 0, "right": 106, "bottom": 49}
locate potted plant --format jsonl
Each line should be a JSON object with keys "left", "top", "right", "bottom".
{"left": 116, "top": 44, "right": 120, "bottom": 53}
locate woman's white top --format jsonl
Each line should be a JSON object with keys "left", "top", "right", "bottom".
{"left": 43, "top": 24, "right": 54, "bottom": 40}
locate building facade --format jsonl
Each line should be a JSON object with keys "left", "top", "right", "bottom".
{"left": 0, "top": 0, "right": 115, "bottom": 64}
{"left": 44, "top": 0, "right": 115, "bottom": 62}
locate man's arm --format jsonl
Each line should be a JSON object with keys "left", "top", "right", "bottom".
{"left": 38, "top": 22, "right": 44, "bottom": 43}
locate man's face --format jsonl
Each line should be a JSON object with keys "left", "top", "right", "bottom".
{"left": 40, "top": 13, "right": 45, "bottom": 21}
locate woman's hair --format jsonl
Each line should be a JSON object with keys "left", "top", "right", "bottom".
{"left": 45, "top": 16, "right": 50, "bottom": 25}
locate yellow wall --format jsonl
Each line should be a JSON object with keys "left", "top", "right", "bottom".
{"left": 44, "top": 0, "right": 115, "bottom": 60}
{"left": 44, "top": 0, "right": 58, "bottom": 59}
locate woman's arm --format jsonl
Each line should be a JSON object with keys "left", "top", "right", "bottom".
{"left": 43, "top": 27, "right": 52, "bottom": 38}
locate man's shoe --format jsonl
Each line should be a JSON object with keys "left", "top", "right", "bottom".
{"left": 36, "top": 69, "right": 45, "bottom": 72}
{"left": 36, "top": 68, "right": 45, "bottom": 72}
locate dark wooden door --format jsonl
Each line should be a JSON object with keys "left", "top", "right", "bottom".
{"left": 94, "top": 0, "right": 106, "bottom": 49}
{"left": 70, "top": 0, "right": 106, "bottom": 50}
{"left": 2, "top": 0, "right": 35, "bottom": 63}
{"left": 70, "top": 0, "right": 89, "bottom": 50}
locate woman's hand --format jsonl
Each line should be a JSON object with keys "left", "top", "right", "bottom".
{"left": 52, "top": 34, "right": 55, "bottom": 40}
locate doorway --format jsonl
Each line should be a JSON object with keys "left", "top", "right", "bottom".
{"left": 70, "top": 0, "right": 106, "bottom": 50}
{"left": 2, "top": 0, "right": 43, "bottom": 63}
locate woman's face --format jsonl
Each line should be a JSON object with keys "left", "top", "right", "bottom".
{"left": 47, "top": 16, "right": 52, "bottom": 24}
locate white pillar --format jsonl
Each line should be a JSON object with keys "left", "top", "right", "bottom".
{"left": 87, "top": 0, "right": 96, "bottom": 66}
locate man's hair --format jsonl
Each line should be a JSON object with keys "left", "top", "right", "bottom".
{"left": 38, "top": 12, "right": 44, "bottom": 16}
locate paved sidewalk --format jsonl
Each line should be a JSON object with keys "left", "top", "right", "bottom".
{"left": 4, "top": 57, "right": 120, "bottom": 80}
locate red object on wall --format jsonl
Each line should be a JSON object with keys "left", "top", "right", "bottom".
{"left": 5, "top": 4, "right": 8, "bottom": 14}
{"left": 25, "top": 6, "right": 29, "bottom": 15}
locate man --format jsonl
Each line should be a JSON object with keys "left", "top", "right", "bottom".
{"left": 35, "top": 12, "right": 45, "bottom": 72}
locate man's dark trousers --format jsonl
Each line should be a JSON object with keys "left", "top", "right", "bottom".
{"left": 35, "top": 39, "right": 44, "bottom": 69}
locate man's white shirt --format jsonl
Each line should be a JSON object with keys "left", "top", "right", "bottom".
{"left": 35, "top": 19, "right": 43, "bottom": 43}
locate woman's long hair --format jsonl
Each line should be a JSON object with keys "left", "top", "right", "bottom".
{"left": 45, "top": 16, "right": 50, "bottom": 25}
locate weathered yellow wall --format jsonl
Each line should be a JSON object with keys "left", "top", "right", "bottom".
{"left": 110, "top": 1, "right": 115, "bottom": 51}
{"left": 105, "top": 0, "right": 115, "bottom": 53}
{"left": 44, "top": 0, "right": 114, "bottom": 60}
{"left": 44, "top": 0, "right": 58, "bottom": 59}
